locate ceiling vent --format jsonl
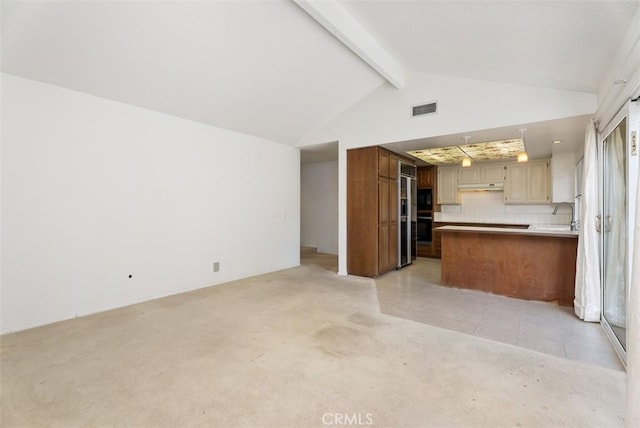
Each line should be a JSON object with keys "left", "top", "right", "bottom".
{"left": 412, "top": 102, "right": 437, "bottom": 117}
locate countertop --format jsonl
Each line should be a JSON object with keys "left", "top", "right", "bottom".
{"left": 436, "top": 225, "right": 579, "bottom": 238}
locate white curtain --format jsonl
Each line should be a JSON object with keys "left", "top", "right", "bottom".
{"left": 574, "top": 120, "right": 601, "bottom": 321}
{"left": 603, "top": 125, "right": 627, "bottom": 327}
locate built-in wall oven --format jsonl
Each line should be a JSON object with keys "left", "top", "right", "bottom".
{"left": 416, "top": 188, "right": 433, "bottom": 246}
{"left": 417, "top": 188, "right": 433, "bottom": 211}
{"left": 417, "top": 215, "right": 432, "bottom": 245}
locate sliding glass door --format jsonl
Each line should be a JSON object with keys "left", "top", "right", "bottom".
{"left": 599, "top": 98, "right": 640, "bottom": 364}
{"left": 602, "top": 117, "right": 627, "bottom": 351}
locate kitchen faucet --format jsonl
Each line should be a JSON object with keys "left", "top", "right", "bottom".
{"left": 552, "top": 202, "right": 577, "bottom": 231}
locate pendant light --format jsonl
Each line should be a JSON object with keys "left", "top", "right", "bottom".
{"left": 461, "top": 136, "right": 472, "bottom": 167}
{"left": 517, "top": 128, "right": 529, "bottom": 162}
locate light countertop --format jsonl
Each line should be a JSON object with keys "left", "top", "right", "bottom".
{"left": 436, "top": 225, "right": 579, "bottom": 238}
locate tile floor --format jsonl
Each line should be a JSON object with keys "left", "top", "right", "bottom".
{"left": 370, "top": 257, "right": 625, "bottom": 371}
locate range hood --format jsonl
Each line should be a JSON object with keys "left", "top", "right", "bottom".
{"left": 458, "top": 182, "right": 504, "bottom": 191}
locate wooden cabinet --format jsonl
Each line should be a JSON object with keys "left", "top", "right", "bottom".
{"left": 437, "top": 166, "right": 461, "bottom": 204}
{"left": 417, "top": 166, "right": 434, "bottom": 188}
{"left": 378, "top": 150, "right": 390, "bottom": 178}
{"left": 440, "top": 229, "right": 577, "bottom": 305}
{"left": 378, "top": 176, "right": 391, "bottom": 273}
{"left": 481, "top": 164, "right": 505, "bottom": 183}
{"left": 458, "top": 163, "right": 504, "bottom": 185}
{"left": 551, "top": 152, "right": 575, "bottom": 203}
{"left": 527, "top": 160, "right": 550, "bottom": 203}
{"left": 347, "top": 146, "right": 406, "bottom": 277}
{"left": 458, "top": 166, "right": 480, "bottom": 184}
{"left": 505, "top": 164, "right": 527, "bottom": 203}
{"left": 390, "top": 154, "right": 399, "bottom": 180}
{"left": 504, "top": 160, "right": 549, "bottom": 204}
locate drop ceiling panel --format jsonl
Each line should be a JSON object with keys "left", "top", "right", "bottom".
{"left": 460, "top": 139, "right": 525, "bottom": 161}
{"left": 407, "top": 138, "right": 526, "bottom": 165}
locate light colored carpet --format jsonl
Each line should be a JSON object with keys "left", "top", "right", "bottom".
{"left": 0, "top": 254, "right": 625, "bottom": 427}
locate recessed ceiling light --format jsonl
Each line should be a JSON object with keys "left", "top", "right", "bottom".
{"left": 553, "top": 140, "right": 563, "bottom": 144}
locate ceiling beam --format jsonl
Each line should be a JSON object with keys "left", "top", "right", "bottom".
{"left": 293, "top": 0, "right": 405, "bottom": 89}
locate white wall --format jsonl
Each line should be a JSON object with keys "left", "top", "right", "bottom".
{"left": 301, "top": 70, "right": 597, "bottom": 149}
{"left": 1, "top": 74, "right": 300, "bottom": 334}
{"left": 300, "top": 161, "right": 338, "bottom": 255}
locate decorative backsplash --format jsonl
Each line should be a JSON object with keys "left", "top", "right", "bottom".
{"left": 434, "top": 191, "right": 573, "bottom": 225}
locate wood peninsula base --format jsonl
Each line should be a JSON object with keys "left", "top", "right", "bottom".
{"left": 439, "top": 226, "right": 578, "bottom": 306}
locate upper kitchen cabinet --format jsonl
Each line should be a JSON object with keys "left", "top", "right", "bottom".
{"left": 458, "top": 166, "right": 481, "bottom": 184}
{"left": 378, "top": 149, "right": 390, "bottom": 177}
{"left": 417, "top": 166, "right": 435, "bottom": 188}
{"left": 527, "top": 160, "right": 550, "bottom": 203}
{"left": 504, "top": 160, "right": 550, "bottom": 204}
{"left": 481, "top": 164, "right": 505, "bottom": 183}
{"left": 437, "top": 166, "right": 461, "bottom": 204}
{"left": 458, "top": 163, "right": 505, "bottom": 185}
{"left": 550, "top": 152, "right": 576, "bottom": 203}
{"left": 505, "top": 164, "right": 527, "bottom": 203}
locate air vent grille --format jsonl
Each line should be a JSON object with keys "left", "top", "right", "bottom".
{"left": 412, "top": 102, "right": 437, "bottom": 117}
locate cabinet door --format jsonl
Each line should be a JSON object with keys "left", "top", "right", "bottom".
{"left": 378, "top": 225, "right": 389, "bottom": 274}
{"left": 379, "top": 177, "right": 389, "bottom": 224}
{"left": 378, "top": 149, "right": 390, "bottom": 178}
{"left": 505, "top": 164, "right": 527, "bottom": 204}
{"left": 437, "top": 166, "right": 460, "bottom": 204}
{"left": 551, "top": 152, "right": 575, "bottom": 202}
{"left": 458, "top": 166, "right": 481, "bottom": 184}
{"left": 481, "top": 164, "right": 505, "bottom": 183}
{"left": 390, "top": 154, "right": 399, "bottom": 179}
{"left": 527, "top": 160, "right": 550, "bottom": 203}
{"left": 378, "top": 177, "right": 390, "bottom": 274}
{"left": 417, "top": 166, "right": 434, "bottom": 188}
{"left": 389, "top": 223, "right": 398, "bottom": 270}
{"left": 425, "top": 166, "right": 434, "bottom": 187}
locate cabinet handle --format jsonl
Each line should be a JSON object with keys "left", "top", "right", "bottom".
{"left": 596, "top": 214, "right": 602, "bottom": 232}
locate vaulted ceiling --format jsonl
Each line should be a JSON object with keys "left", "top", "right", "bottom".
{"left": 1, "top": 1, "right": 384, "bottom": 145}
{"left": 341, "top": 1, "right": 639, "bottom": 94}
{"left": 3, "top": 1, "right": 639, "bottom": 151}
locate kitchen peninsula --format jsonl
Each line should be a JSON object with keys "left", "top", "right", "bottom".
{"left": 438, "top": 226, "right": 578, "bottom": 305}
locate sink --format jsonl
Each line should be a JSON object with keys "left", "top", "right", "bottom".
{"left": 528, "top": 224, "right": 571, "bottom": 231}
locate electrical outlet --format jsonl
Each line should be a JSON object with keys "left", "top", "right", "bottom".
{"left": 213, "top": 262, "right": 220, "bottom": 272}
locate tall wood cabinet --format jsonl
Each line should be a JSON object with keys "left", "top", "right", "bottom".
{"left": 347, "top": 146, "right": 403, "bottom": 277}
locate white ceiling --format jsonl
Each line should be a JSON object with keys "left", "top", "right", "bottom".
{"left": 1, "top": 1, "right": 384, "bottom": 145}
{"left": 3, "top": 0, "right": 638, "bottom": 157}
{"left": 341, "top": 0, "right": 639, "bottom": 93}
